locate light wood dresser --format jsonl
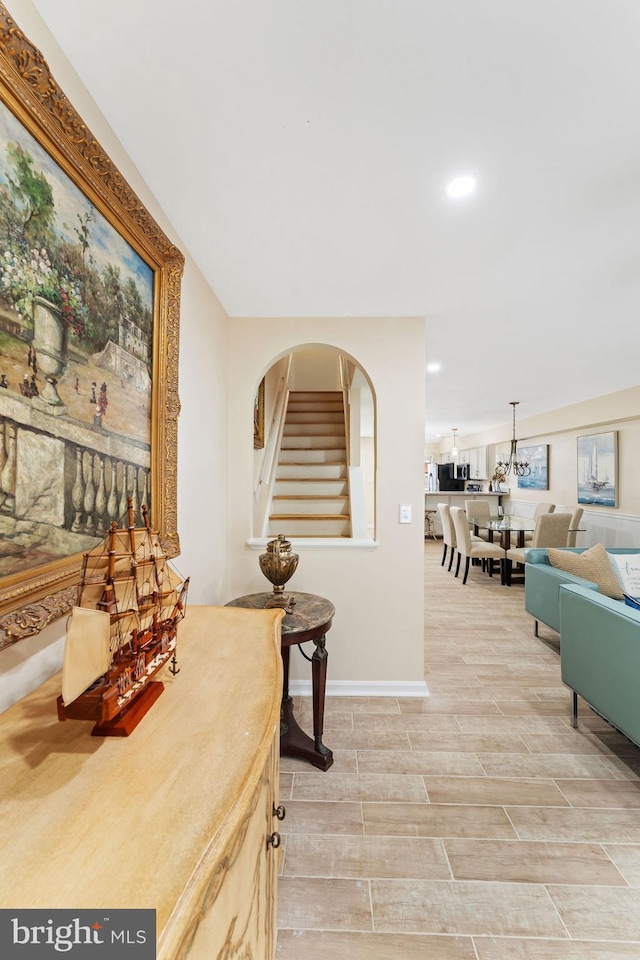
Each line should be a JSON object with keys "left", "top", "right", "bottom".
{"left": 0, "top": 604, "right": 285, "bottom": 959}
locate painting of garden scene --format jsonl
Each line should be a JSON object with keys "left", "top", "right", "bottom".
{"left": 0, "top": 98, "right": 155, "bottom": 580}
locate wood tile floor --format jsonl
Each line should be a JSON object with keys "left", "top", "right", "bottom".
{"left": 276, "top": 539, "right": 640, "bottom": 959}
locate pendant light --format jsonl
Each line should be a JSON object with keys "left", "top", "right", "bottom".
{"left": 495, "top": 402, "right": 532, "bottom": 478}
{"left": 450, "top": 428, "right": 459, "bottom": 459}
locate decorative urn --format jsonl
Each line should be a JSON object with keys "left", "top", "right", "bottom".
{"left": 32, "top": 295, "right": 68, "bottom": 411}
{"left": 259, "top": 534, "right": 299, "bottom": 609}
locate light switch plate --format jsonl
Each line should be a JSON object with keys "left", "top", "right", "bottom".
{"left": 399, "top": 504, "right": 412, "bottom": 523}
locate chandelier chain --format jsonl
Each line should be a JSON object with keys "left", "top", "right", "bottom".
{"left": 495, "top": 401, "right": 532, "bottom": 479}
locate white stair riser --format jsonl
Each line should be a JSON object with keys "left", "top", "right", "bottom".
{"left": 286, "top": 412, "right": 344, "bottom": 424}
{"left": 288, "top": 392, "right": 342, "bottom": 402}
{"left": 268, "top": 517, "right": 351, "bottom": 537}
{"left": 279, "top": 448, "right": 346, "bottom": 463}
{"left": 274, "top": 480, "right": 348, "bottom": 496}
{"left": 281, "top": 435, "right": 346, "bottom": 450}
{"left": 272, "top": 498, "right": 349, "bottom": 515}
{"left": 276, "top": 463, "right": 347, "bottom": 479}
{"left": 287, "top": 403, "right": 344, "bottom": 414}
{"left": 283, "top": 423, "right": 345, "bottom": 437}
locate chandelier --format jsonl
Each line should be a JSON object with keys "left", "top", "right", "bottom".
{"left": 450, "top": 428, "right": 459, "bottom": 458}
{"left": 495, "top": 402, "right": 532, "bottom": 479}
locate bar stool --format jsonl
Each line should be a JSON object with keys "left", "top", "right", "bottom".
{"left": 424, "top": 509, "right": 437, "bottom": 540}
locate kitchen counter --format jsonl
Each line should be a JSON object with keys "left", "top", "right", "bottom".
{"left": 425, "top": 491, "right": 502, "bottom": 497}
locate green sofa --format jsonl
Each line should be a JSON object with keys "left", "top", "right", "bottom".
{"left": 559, "top": 583, "right": 640, "bottom": 747}
{"left": 524, "top": 547, "right": 640, "bottom": 636}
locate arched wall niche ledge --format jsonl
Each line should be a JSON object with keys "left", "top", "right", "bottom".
{"left": 252, "top": 343, "right": 377, "bottom": 542}
{"left": 246, "top": 537, "right": 379, "bottom": 551}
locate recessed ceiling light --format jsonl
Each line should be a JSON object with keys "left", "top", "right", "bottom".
{"left": 445, "top": 175, "right": 477, "bottom": 199}
{"left": 426, "top": 362, "right": 441, "bottom": 373}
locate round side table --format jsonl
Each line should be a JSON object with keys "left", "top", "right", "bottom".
{"left": 225, "top": 591, "right": 334, "bottom": 771}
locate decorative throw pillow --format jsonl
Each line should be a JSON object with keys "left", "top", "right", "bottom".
{"left": 609, "top": 554, "right": 640, "bottom": 599}
{"left": 547, "top": 543, "right": 624, "bottom": 600}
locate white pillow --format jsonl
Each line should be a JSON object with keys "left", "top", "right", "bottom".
{"left": 610, "top": 554, "right": 640, "bottom": 599}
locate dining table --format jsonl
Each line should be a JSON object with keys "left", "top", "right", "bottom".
{"left": 470, "top": 516, "right": 584, "bottom": 551}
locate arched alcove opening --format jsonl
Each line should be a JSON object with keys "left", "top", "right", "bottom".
{"left": 252, "top": 344, "right": 376, "bottom": 542}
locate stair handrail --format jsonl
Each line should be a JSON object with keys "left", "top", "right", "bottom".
{"left": 265, "top": 355, "right": 292, "bottom": 479}
{"left": 339, "top": 356, "right": 351, "bottom": 470}
{"left": 339, "top": 356, "right": 354, "bottom": 536}
{"left": 254, "top": 355, "right": 292, "bottom": 537}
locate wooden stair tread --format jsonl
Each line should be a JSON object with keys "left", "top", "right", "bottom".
{"left": 275, "top": 478, "right": 345, "bottom": 482}
{"left": 272, "top": 495, "right": 348, "bottom": 501}
{"left": 269, "top": 513, "right": 351, "bottom": 520}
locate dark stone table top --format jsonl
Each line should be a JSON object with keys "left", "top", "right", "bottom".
{"left": 225, "top": 592, "right": 334, "bottom": 639}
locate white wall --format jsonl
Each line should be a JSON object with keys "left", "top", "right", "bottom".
{"left": 289, "top": 347, "right": 341, "bottom": 391}
{"left": 0, "top": 1, "right": 230, "bottom": 711}
{"left": 228, "top": 318, "right": 426, "bottom": 690}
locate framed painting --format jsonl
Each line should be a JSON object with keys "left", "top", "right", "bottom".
{"left": 253, "top": 377, "right": 265, "bottom": 449}
{"left": 577, "top": 431, "right": 617, "bottom": 508}
{"left": 516, "top": 444, "right": 548, "bottom": 490}
{"left": 0, "top": 6, "right": 184, "bottom": 648}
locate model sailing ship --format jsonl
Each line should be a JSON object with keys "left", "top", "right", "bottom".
{"left": 57, "top": 497, "right": 189, "bottom": 736}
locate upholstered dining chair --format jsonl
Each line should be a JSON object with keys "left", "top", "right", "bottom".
{"left": 523, "top": 502, "right": 555, "bottom": 544}
{"left": 437, "top": 502, "right": 457, "bottom": 571}
{"left": 505, "top": 511, "right": 572, "bottom": 585}
{"left": 566, "top": 507, "right": 584, "bottom": 547}
{"left": 450, "top": 506, "right": 506, "bottom": 585}
{"left": 464, "top": 498, "right": 492, "bottom": 541}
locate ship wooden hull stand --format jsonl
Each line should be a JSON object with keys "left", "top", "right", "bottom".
{"left": 56, "top": 497, "right": 189, "bottom": 737}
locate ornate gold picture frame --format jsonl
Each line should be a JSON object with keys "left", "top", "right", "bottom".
{"left": 0, "top": 6, "right": 184, "bottom": 648}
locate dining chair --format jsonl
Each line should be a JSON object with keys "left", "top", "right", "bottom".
{"left": 438, "top": 502, "right": 484, "bottom": 571}
{"left": 523, "top": 502, "right": 556, "bottom": 544}
{"left": 437, "top": 502, "right": 457, "bottom": 571}
{"left": 566, "top": 507, "right": 584, "bottom": 547}
{"left": 505, "top": 512, "right": 572, "bottom": 585}
{"left": 464, "top": 498, "right": 492, "bottom": 541}
{"left": 450, "top": 506, "right": 505, "bottom": 585}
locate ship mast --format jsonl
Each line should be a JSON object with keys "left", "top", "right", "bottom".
{"left": 124, "top": 496, "right": 142, "bottom": 651}
{"left": 127, "top": 495, "right": 137, "bottom": 555}
{"left": 97, "top": 521, "right": 119, "bottom": 614}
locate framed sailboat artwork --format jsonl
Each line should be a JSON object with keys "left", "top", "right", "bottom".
{"left": 577, "top": 432, "right": 618, "bottom": 508}
{"left": 0, "top": 5, "right": 184, "bottom": 648}
{"left": 516, "top": 444, "right": 549, "bottom": 490}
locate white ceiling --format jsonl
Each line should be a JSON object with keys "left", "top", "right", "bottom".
{"left": 29, "top": 0, "right": 640, "bottom": 443}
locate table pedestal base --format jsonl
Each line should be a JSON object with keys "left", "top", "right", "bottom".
{"left": 225, "top": 592, "right": 335, "bottom": 772}
{"left": 281, "top": 696, "right": 333, "bottom": 771}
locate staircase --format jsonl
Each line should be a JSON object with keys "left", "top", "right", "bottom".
{"left": 268, "top": 391, "right": 351, "bottom": 537}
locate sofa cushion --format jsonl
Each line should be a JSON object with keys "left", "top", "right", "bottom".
{"left": 547, "top": 543, "right": 624, "bottom": 600}
{"left": 609, "top": 553, "right": 640, "bottom": 599}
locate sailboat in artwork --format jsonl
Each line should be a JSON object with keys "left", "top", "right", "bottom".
{"left": 586, "top": 441, "right": 608, "bottom": 492}
{"left": 56, "top": 497, "right": 189, "bottom": 736}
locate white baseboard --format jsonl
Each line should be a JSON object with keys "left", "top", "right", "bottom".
{"left": 289, "top": 680, "right": 429, "bottom": 698}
